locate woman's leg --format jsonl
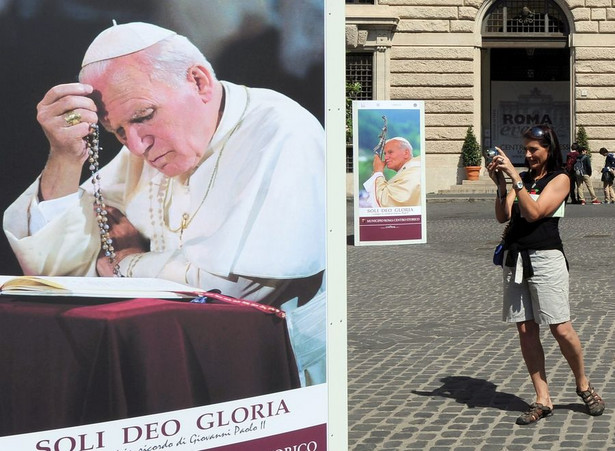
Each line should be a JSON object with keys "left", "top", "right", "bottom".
{"left": 550, "top": 321, "right": 606, "bottom": 415}
{"left": 517, "top": 320, "right": 553, "bottom": 408}
{"left": 549, "top": 321, "right": 589, "bottom": 391}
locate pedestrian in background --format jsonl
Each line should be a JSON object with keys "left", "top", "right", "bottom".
{"left": 487, "top": 124, "right": 605, "bottom": 425}
{"left": 575, "top": 146, "right": 600, "bottom": 205}
{"left": 599, "top": 147, "right": 615, "bottom": 204}
{"left": 564, "top": 142, "right": 580, "bottom": 204}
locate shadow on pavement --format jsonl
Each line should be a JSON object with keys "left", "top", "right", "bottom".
{"left": 412, "top": 376, "right": 530, "bottom": 413}
{"left": 412, "top": 376, "right": 589, "bottom": 415}
{"left": 551, "top": 402, "right": 588, "bottom": 414}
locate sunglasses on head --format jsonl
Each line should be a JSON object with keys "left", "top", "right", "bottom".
{"left": 524, "top": 125, "right": 552, "bottom": 142}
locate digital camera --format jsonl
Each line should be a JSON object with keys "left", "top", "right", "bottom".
{"left": 483, "top": 148, "right": 498, "bottom": 165}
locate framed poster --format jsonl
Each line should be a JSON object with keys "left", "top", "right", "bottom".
{"left": 353, "top": 100, "right": 427, "bottom": 246}
{"left": 0, "top": 1, "right": 347, "bottom": 450}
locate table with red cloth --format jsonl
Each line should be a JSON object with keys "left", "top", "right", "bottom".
{"left": 0, "top": 296, "right": 300, "bottom": 436}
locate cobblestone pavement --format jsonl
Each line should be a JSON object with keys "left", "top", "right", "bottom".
{"left": 346, "top": 199, "right": 615, "bottom": 450}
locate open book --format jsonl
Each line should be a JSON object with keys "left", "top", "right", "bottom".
{"left": 0, "top": 275, "right": 286, "bottom": 317}
{"left": 0, "top": 275, "right": 204, "bottom": 299}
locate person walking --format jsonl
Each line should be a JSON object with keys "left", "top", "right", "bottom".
{"left": 599, "top": 147, "right": 615, "bottom": 204}
{"left": 487, "top": 124, "right": 605, "bottom": 425}
{"left": 575, "top": 147, "right": 600, "bottom": 205}
{"left": 564, "top": 143, "right": 580, "bottom": 204}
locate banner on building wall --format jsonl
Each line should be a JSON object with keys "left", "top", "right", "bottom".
{"left": 352, "top": 100, "right": 427, "bottom": 246}
{"left": 0, "top": 1, "right": 347, "bottom": 450}
{"left": 489, "top": 81, "right": 570, "bottom": 165}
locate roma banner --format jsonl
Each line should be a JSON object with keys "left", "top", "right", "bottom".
{"left": 489, "top": 81, "right": 570, "bottom": 165}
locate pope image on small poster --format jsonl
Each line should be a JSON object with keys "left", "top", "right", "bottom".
{"left": 353, "top": 100, "right": 426, "bottom": 245}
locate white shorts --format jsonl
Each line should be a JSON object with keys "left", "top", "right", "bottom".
{"left": 502, "top": 249, "right": 570, "bottom": 325}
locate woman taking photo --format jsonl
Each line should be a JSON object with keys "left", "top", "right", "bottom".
{"left": 488, "top": 124, "right": 605, "bottom": 425}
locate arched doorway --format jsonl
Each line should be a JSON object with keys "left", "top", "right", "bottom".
{"left": 480, "top": 0, "right": 572, "bottom": 165}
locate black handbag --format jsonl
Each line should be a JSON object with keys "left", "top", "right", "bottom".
{"left": 601, "top": 168, "right": 614, "bottom": 183}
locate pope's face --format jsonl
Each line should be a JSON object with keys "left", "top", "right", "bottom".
{"left": 92, "top": 61, "right": 216, "bottom": 178}
{"left": 383, "top": 141, "right": 410, "bottom": 172}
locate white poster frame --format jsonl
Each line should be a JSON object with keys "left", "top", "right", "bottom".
{"left": 352, "top": 100, "right": 427, "bottom": 246}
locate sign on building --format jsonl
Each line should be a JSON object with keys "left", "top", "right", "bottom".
{"left": 489, "top": 81, "right": 570, "bottom": 165}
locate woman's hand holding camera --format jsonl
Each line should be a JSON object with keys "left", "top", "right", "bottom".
{"left": 487, "top": 147, "right": 513, "bottom": 182}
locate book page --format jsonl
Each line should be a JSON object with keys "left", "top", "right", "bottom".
{"left": 0, "top": 276, "right": 204, "bottom": 299}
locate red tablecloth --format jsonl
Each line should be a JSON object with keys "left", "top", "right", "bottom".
{"left": 0, "top": 297, "right": 299, "bottom": 436}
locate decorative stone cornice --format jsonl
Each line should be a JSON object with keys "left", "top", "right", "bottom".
{"left": 345, "top": 5, "right": 399, "bottom": 32}
{"left": 346, "top": 5, "right": 399, "bottom": 49}
{"left": 345, "top": 16, "right": 399, "bottom": 31}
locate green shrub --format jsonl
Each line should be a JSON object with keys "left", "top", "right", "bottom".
{"left": 576, "top": 125, "right": 590, "bottom": 156}
{"left": 346, "top": 82, "right": 361, "bottom": 143}
{"left": 462, "top": 126, "right": 481, "bottom": 167}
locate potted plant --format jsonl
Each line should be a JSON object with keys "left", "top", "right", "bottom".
{"left": 576, "top": 124, "right": 591, "bottom": 160}
{"left": 462, "top": 125, "right": 482, "bottom": 181}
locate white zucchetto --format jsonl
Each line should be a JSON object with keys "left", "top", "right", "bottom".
{"left": 82, "top": 22, "right": 176, "bottom": 67}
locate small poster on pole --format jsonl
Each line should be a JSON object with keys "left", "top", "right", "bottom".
{"left": 353, "top": 100, "right": 426, "bottom": 245}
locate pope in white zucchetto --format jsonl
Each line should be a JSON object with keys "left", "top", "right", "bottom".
{"left": 2, "top": 22, "right": 326, "bottom": 386}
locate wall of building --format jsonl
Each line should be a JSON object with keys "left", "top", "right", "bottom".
{"left": 347, "top": 0, "right": 615, "bottom": 193}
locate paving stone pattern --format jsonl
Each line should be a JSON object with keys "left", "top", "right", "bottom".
{"left": 347, "top": 200, "right": 615, "bottom": 450}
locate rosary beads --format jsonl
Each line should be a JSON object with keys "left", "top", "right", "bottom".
{"left": 87, "top": 124, "right": 122, "bottom": 277}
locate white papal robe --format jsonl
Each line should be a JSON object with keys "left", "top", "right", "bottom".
{"left": 363, "top": 157, "right": 422, "bottom": 208}
{"left": 3, "top": 81, "right": 326, "bottom": 385}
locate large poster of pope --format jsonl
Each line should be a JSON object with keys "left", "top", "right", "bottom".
{"left": 0, "top": 1, "right": 335, "bottom": 449}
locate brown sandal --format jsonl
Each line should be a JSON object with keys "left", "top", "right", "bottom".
{"left": 577, "top": 383, "right": 605, "bottom": 416}
{"left": 516, "top": 402, "right": 553, "bottom": 425}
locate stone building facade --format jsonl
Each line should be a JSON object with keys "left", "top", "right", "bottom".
{"left": 346, "top": 0, "right": 615, "bottom": 193}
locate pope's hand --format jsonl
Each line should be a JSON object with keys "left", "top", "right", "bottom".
{"left": 373, "top": 154, "right": 385, "bottom": 173}
{"left": 38, "top": 83, "right": 101, "bottom": 200}
{"left": 96, "top": 207, "right": 150, "bottom": 277}
{"left": 37, "top": 83, "right": 98, "bottom": 165}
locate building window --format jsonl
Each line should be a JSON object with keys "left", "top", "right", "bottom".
{"left": 483, "top": 0, "right": 568, "bottom": 35}
{"left": 346, "top": 0, "right": 375, "bottom": 4}
{"left": 346, "top": 52, "right": 373, "bottom": 171}
{"left": 346, "top": 53, "right": 373, "bottom": 101}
